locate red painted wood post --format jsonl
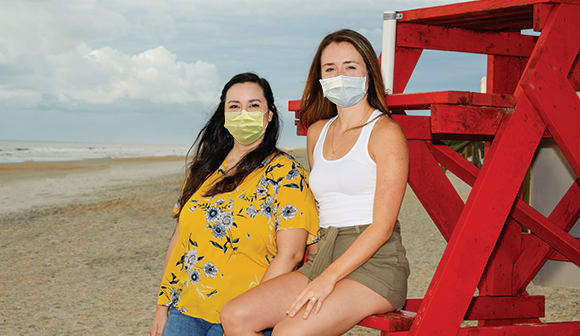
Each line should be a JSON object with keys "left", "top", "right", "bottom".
{"left": 487, "top": 55, "right": 526, "bottom": 95}
{"left": 477, "top": 52, "right": 529, "bottom": 327}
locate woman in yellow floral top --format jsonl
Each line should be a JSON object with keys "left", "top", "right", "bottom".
{"left": 150, "top": 73, "right": 319, "bottom": 336}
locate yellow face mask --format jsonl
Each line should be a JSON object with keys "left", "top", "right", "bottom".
{"left": 224, "top": 110, "right": 267, "bottom": 145}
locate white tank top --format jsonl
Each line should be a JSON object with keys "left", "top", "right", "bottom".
{"left": 309, "top": 110, "right": 383, "bottom": 228}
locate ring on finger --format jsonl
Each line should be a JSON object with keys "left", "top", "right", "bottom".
{"left": 309, "top": 296, "right": 318, "bottom": 303}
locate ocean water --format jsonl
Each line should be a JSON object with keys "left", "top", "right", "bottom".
{"left": 0, "top": 141, "right": 190, "bottom": 163}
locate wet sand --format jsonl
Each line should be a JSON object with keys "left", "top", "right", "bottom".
{"left": 0, "top": 149, "right": 578, "bottom": 335}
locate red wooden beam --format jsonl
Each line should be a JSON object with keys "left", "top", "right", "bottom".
{"left": 386, "top": 91, "right": 516, "bottom": 110}
{"left": 410, "top": 93, "right": 545, "bottom": 335}
{"left": 482, "top": 52, "right": 528, "bottom": 301}
{"left": 293, "top": 119, "right": 307, "bottom": 136}
{"left": 513, "top": 179, "right": 579, "bottom": 292}
{"left": 534, "top": 3, "right": 556, "bottom": 31}
{"left": 515, "top": 4, "right": 580, "bottom": 98}
{"left": 393, "top": 47, "right": 423, "bottom": 94}
{"left": 549, "top": 243, "right": 580, "bottom": 261}
{"left": 465, "top": 295, "right": 544, "bottom": 320}
{"left": 390, "top": 321, "right": 580, "bottom": 336}
{"left": 478, "top": 220, "right": 523, "bottom": 297}
{"left": 407, "top": 140, "right": 464, "bottom": 241}
{"left": 396, "top": 23, "right": 536, "bottom": 57}
{"left": 569, "top": 55, "right": 580, "bottom": 90}
{"left": 360, "top": 295, "right": 545, "bottom": 332}
{"left": 391, "top": 115, "right": 431, "bottom": 140}
{"left": 400, "top": 0, "right": 562, "bottom": 23}
{"left": 522, "top": 66, "right": 580, "bottom": 178}
{"left": 512, "top": 201, "right": 580, "bottom": 267}
{"left": 431, "top": 104, "right": 506, "bottom": 136}
{"left": 457, "top": 322, "right": 580, "bottom": 336}
{"left": 288, "top": 100, "right": 300, "bottom": 112}
{"left": 487, "top": 55, "right": 528, "bottom": 94}
{"left": 359, "top": 312, "right": 415, "bottom": 332}
{"left": 430, "top": 142, "right": 478, "bottom": 186}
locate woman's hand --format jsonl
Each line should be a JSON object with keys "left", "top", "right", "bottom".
{"left": 286, "top": 272, "right": 337, "bottom": 320}
{"left": 150, "top": 305, "right": 169, "bottom": 336}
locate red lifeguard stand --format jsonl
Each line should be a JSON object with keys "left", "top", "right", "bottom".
{"left": 289, "top": 0, "right": 580, "bottom": 334}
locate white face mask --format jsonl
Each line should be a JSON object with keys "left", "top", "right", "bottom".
{"left": 319, "top": 75, "right": 367, "bottom": 108}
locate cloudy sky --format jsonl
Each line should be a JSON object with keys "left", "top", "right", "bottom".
{"left": 0, "top": 0, "right": 486, "bottom": 148}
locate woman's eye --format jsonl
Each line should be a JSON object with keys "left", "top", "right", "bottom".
{"left": 347, "top": 66, "right": 357, "bottom": 70}
{"left": 228, "top": 105, "right": 239, "bottom": 109}
{"left": 250, "top": 103, "right": 260, "bottom": 108}
{"left": 324, "top": 68, "right": 334, "bottom": 72}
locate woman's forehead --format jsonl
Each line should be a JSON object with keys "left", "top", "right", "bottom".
{"left": 321, "top": 42, "right": 363, "bottom": 64}
{"left": 226, "top": 82, "right": 265, "bottom": 101}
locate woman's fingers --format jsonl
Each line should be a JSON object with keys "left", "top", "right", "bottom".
{"left": 287, "top": 292, "right": 308, "bottom": 317}
{"left": 302, "top": 296, "right": 318, "bottom": 319}
{"left": 314, "top": 298, "right": 323, "bottom": 315}
{"left": 287, "top": 280, "right": 331, "bottom": 319}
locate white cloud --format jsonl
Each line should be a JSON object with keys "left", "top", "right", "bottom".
{"left": 65, "top": 45, "right": 219, "bottom": 104}
{"left": 0, "top": 1, "right": 219, "bottom": 106}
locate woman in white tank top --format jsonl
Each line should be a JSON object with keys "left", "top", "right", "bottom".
{"left": 222, "top": 29, "right": 410, "bottom": 336}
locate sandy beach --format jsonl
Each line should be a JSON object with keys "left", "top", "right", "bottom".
{"left": 0, "top": 149, "right": 578, "bottom": 335}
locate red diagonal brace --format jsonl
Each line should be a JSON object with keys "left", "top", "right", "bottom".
{"left": 512, "top": 201, "right": 580, "bottom": 267}
{"left": 393, "top": 47, "right": 423, "bottom": 94}
{"left": 407, "top": 140, "right": 464, "bottom": 241}
{"left": 514, "top": 179, "right": 580, "bottom": 292}
{"left": 522, "top": 67, "right": 580, "bottom": 177}
{"left": 429, "top": 142, "right": 478, "bottom": 186}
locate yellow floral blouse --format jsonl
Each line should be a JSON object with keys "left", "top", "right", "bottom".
{"left": 157, "top": 153, "right": 319, "bottom": 323}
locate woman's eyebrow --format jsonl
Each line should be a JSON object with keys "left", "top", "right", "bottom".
{"left": 248, "top": 99, "right": 262, "bottom": 103}
{"left": 321, "top": 62, "right": 336, "bottom": 67}
{"left": 226, "top": 100, "right": 240, "bottom": 104}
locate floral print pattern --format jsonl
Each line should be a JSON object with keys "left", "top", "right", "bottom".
{"left": 157, "top": 153, "right": 319, "bottom": 323}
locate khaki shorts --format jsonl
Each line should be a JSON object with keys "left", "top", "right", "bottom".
{"left": 298, "top": 222, "right": 410, "bottom": 310}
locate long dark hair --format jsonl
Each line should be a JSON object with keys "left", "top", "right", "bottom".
{"left": 300, "top": 29, "right": 389, "bottom": 128}
{"left": 175, "top": 73, "right": 281, "bottom": 218}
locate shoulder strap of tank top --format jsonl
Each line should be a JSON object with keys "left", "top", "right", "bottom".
{"left": 359, "top": 110, "right": 384, "bottom": 147}
{"left": 313, "top": 116, "right": 337, "bottom": 159}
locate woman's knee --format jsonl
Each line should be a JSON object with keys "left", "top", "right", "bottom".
{"left": 220, "top": 300, "right": 249, "bottom": 330}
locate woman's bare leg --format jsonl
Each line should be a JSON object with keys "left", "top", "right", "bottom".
{"left": 272, "top": 278, "right": 395, "bottom": 336}
{"left": 221, "top": 271, "right": 309, "bottom": 336}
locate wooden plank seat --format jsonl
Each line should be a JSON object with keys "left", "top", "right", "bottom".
{"left": 358, "top": 311, "right": 416, "bottom": 333}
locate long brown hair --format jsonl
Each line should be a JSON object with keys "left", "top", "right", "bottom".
{"left": 175, "top": 73, "right": 281, "bottom": 218}
{"left": 300, "top": 29, "right": 389, "bottom": 128}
